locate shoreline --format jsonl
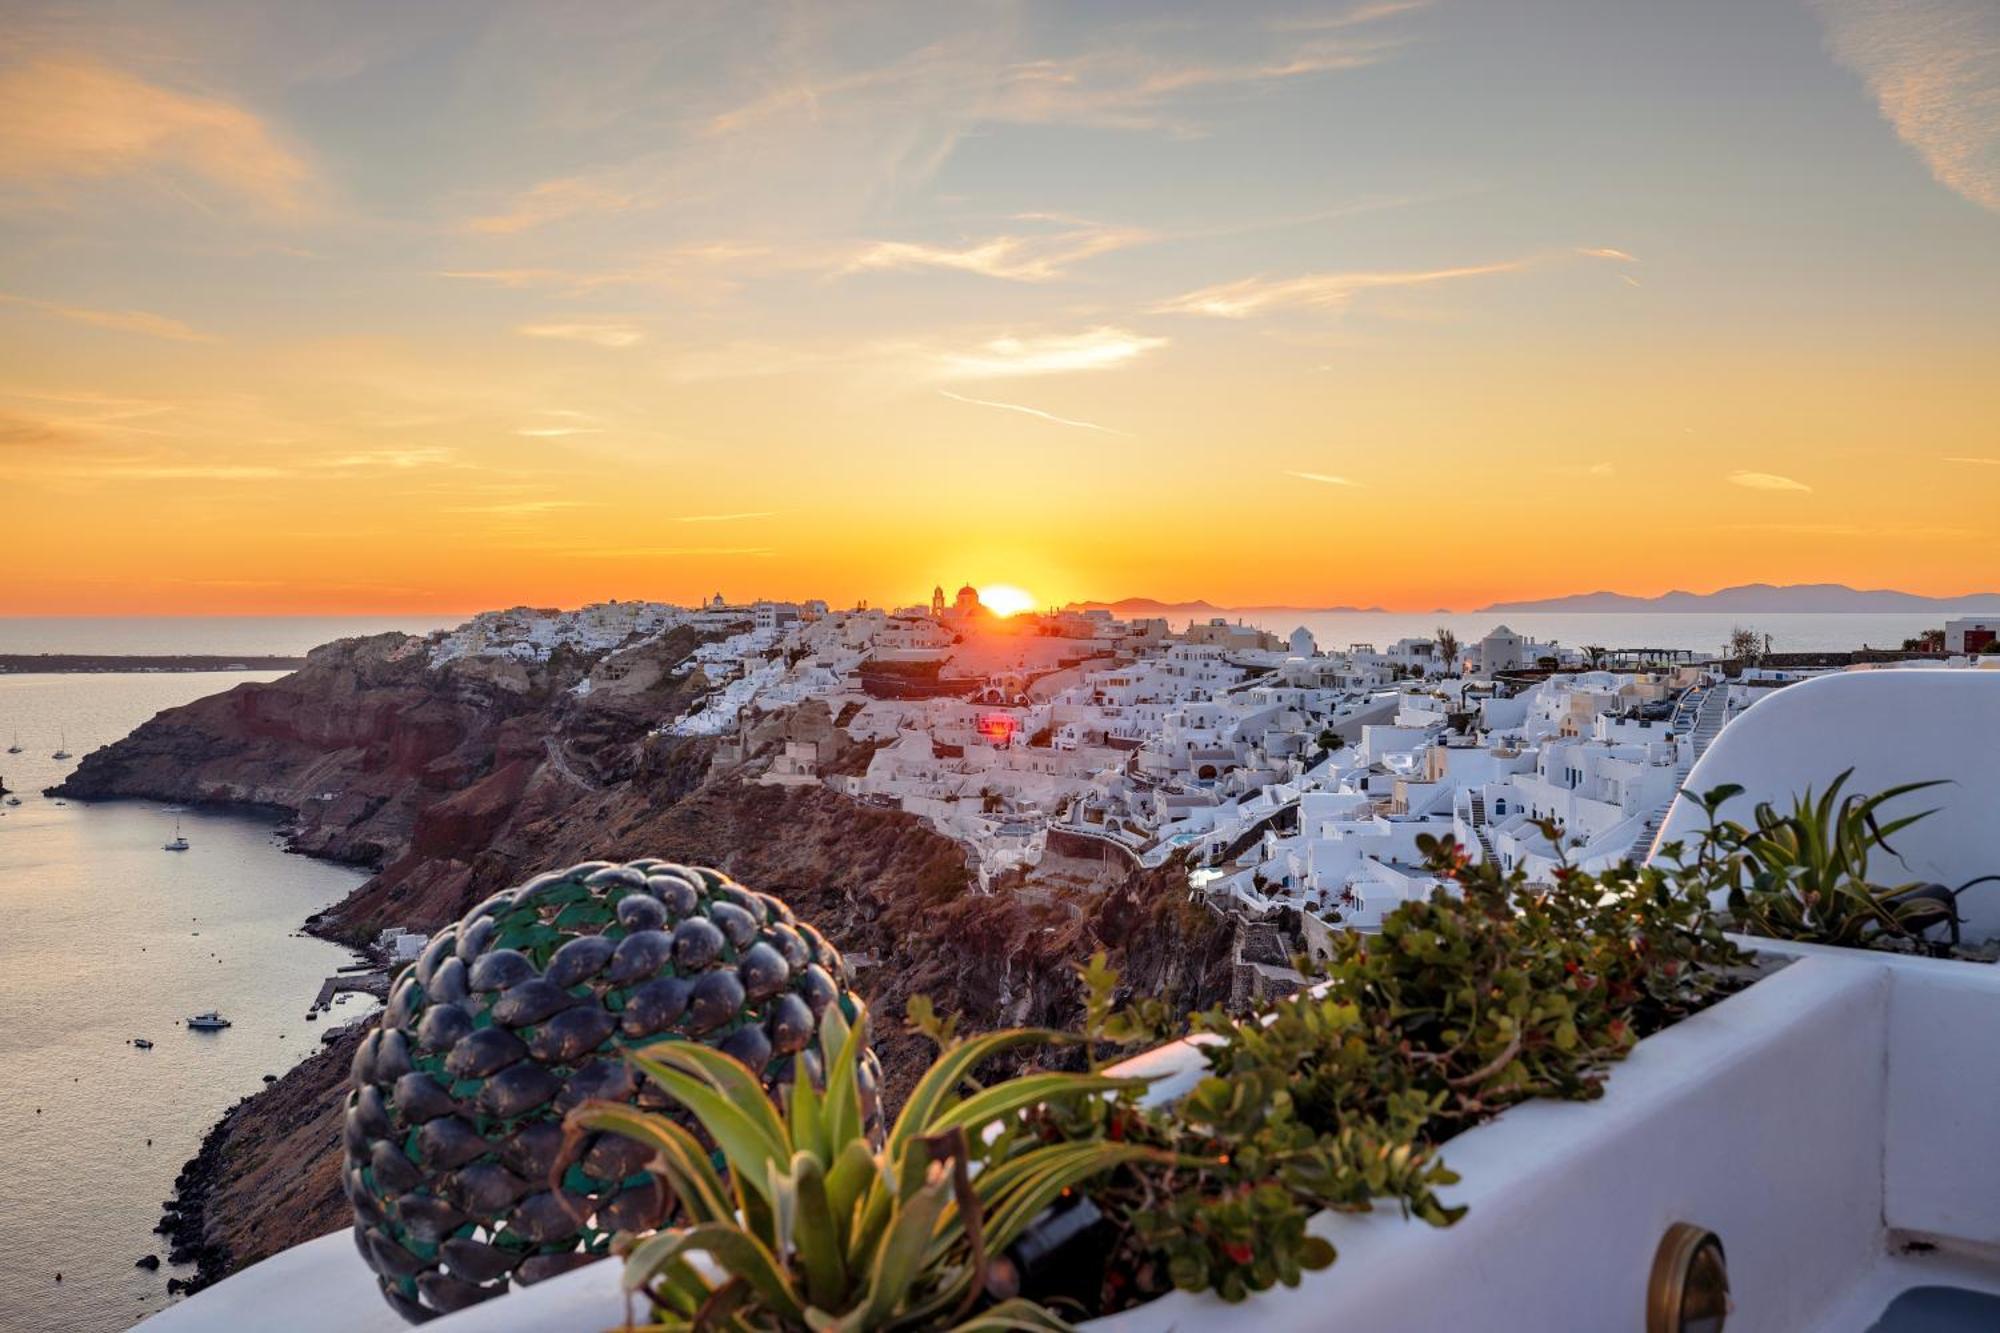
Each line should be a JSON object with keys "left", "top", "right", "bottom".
{"left": 0, "top": 655, "right": 306, "bottom": 675}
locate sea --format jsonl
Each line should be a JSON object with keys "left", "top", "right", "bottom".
{"left": 0, "top": 608, "right": 1963, "bottom": 1330}
{"left": 0, "top": 624, "right": 462, "bottom": 1332}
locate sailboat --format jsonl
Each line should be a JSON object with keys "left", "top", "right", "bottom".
{"left": 52, "top": 729, "right": 71, "bottom": 761}
{"left": 6, "top": 731, "right": 20, "bottom": 754}
{"left": 163, "top": 819, "right": 190, "bottom": 852}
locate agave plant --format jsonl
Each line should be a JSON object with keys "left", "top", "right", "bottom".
{"left": 565, "top": 998, "right": 1172, "bottom": 1331}
{"left": 1692, "top": 770, "right": 1950, "bottom": 949}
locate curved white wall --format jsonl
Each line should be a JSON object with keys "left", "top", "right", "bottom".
{"left": 1653, "top": 670, "right": 2000, "bottom": 940}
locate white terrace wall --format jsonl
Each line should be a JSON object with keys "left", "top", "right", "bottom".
{"left": 1654, "top": 670, "right": 2000, "bottom": 941}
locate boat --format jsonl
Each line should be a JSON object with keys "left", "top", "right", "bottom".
{"left": 52, "top": 730, "right": 70, "bottom": 761}
{"left": 5, "top": 796, "right": 19, "bottom": 807}
{"left": 5, "top": 731, "right": 20, "bottom": 754}
{"left": 163, "top": 820, "right": 190, "bottom": 852}
{"left": 186, "top": 1012, "right": 231, "bottom": 1031}
{"left": 132, "top": 1038, "right": 153, "bottom": 1049}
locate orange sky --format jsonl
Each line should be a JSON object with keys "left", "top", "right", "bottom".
{"left": 2, "top": 1, "right": 1996, "bottom": 616}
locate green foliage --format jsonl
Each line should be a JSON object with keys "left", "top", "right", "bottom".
{"left": 570, "top": 998, "right": 1172, "bottom": 1331}
{"left": 1054, "top": 834, "right": 1749, "bottom": 1314}
{"left": 1683, "top": 770, "right": 1951, "bottom": 950}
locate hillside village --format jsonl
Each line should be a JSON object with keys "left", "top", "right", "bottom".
{"left": 415, "top": 588, "right": 1998, "bottom": 984}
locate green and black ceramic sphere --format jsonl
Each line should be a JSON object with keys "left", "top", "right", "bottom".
{"left": 343, "top": 858, "right": 881, "bottom": 1322}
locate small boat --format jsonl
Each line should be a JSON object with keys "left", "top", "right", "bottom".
{"left": 6, "top": 731, "right": 20, "bottom": 754}
{"left": 186, "top": 1011, "right": 231, "bottom": 1031}
{"left": 163, "top": 820, "right": 190, "bottom": 852}
{"left": 5, "top": 796, "right": 20, "bottom": 807}
{"left": 52, "top": 730, "right": 71, "bottom": 761}
{"left": 132, "top": 1038, "right": 153, "bottom": 1049}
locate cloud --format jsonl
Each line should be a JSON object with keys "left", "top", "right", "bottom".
{"left": 466, "top": 175, "right": 639, "bottom": 234}
{"left": 0, "top": 292, "right": 214, "bottom": 342}
{"left": 1155, "top": 261, "right": 1524, "bottom": 319}
{"left": 311, "top": 448, "right": 454, "bottom": 471}
{"left": 1810, "top": 0, "right": 2000, "bottom": 212}
{"left": 556, "top": 546, "right": 776, "bottom": 559}
{"left": 1727, "top": 470, "right": 1813, "bottom": 493}
{"left": 1944, "top": 455, "right": 2000, "bottom": 465}
{"left": 515, "top": 409, "right": 602, "bottom": 437}
{"left": 1287, "top": 470, "right": 1359, "bottom": 486}
{"left": 677, "top": 511, "right": 775, "bottom": 523}
{"left": 443, "top": 499, "right": 596, "bottom": 515}
{"left": 933, "top": 326, "right": 1166, "bottom": 378}
{"left": 1577, "top": 247, "right": 1638, "bottom": 262}
{"left": 516, "top": 322, "right": 646, "bottom": 348}
{"left": 708, "top": 6, "right": 1426, "bottom": 142}
{"left": 0, "top": 56, "right": 309, "bottom": 213}
{"left": 842, "top": 220, "right": 1149, "bottom": 282}
{"left": 938, "top": 389, "right": 1129, "bottom": 435}
{"left": 1270, "top": 1, "right": 1433, "bottom": 32}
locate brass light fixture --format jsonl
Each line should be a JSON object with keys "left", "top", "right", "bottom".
{"left": 1648, "top": 1222, "right": 1731, "bottom": 1333}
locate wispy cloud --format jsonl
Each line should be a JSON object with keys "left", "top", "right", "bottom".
{"left": 466, "top": 175, "right": 639, "bottom": 234}
{"left": 1810, "top": 0, "right": 2000, "bottom": 212}
{"left": 842, "top": 220, "right": 1149, "bottom": 283}
{"left": 1944, "top": 455, "right": 2000, "bottom": 465}
{"left": 677, "top": 511, "right": 775, "bottom": 523}
{"left": 444, "top": 499, "right": 596, "bottom": 515}
{"left": 0, "top": 292, "right": 214, "bottom": 342}
{"left": 0, "top": 57, "right": 309, "bottom": 213}
{"left": 312, "top": 448, "right": 455, "bottom": 471}
{"left": 709, "top": 4, "right": 1425, "bottom": 142}
{"left": 1287, "top": 470, "right": 1359, "bottom": 486}
{"left": 556, "top": 546, "right": 776, "bottom": 559}
{"left": 1728, "top": 470, "right": 1813, "bottom": 493}
{"left": 1727, "top": 521, "right": 1975, "bottom": 540}
{"left": 1577, "top": 246, "right": 1638, "bottom": 262}
{"left": 516, "top": 322, "right": 646, "bottom": 348}
{"left": 1155, "top": 261, "right": 1523, "bottom": 319}
{"left": 1270, "top": 1, "right": 1433, "bottom": 32}
{"left": 934, "top": 326, "right": 1166, "bottom": 378}
{"left": 938, "top": 389, "right": 1129, "bottom": 435}
{"left": 983, "top": 40, "right": 1408, "bottom": 132}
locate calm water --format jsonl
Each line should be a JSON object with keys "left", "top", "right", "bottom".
{"left": 0, "top": 617, "right": 461, "bottom": 658}
{"left": 0, "top": 674, "right": 371, "bottom": 1332}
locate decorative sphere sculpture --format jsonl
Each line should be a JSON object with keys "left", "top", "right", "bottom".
{"left": 343, "top": 858, "right": 882, "bottom": 1322}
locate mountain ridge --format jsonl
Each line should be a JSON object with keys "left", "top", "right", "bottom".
{"left": 1478, "top": 583, "right": 2000, "bottom": 614}
{"left": 1064, "top": 583, "right": 2000, "bottom": 616}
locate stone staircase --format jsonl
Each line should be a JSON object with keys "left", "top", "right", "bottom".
{"left": 1626, "top": 686, "right": 1729, "bottom": 861}
{"left": 1467, "top": 790, "right": 1499, "bottom": 864}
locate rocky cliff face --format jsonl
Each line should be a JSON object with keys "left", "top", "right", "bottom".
{"left": 66, "top": 631, "right": 1239, "bottom": 1289}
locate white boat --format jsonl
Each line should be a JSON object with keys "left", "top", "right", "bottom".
{"left": 186, "top": 1011, "right": 231, "bottom": 1031}
{"left": 164, "top": 820, "right": 190, "bottom": 852}
{"left": 52, "top": 730, "right": 70, "bottom": 760}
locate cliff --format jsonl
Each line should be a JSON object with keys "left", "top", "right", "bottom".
{"left": 65, "top": 631, "right": 1239, "bottom": 1287}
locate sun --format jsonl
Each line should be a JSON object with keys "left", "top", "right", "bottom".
{"left": 979, "top": 584, "right": 1036, "bottom": 617}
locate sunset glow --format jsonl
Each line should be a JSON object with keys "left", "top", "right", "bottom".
{"left": 0, "top": 2, "right": 1994, "bottom": 615}
{"left": 979, "top": 586, "right": 1037, "bottom": 618}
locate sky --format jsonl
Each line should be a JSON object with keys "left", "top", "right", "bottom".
{"left": 0, "top": 0, "right": 1996, "bottom": 616}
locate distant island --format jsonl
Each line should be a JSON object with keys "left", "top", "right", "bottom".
{"left": 1477, "top": 583, "right": 2000, "bottom": 614}
{"left": 1065, "top": 597, "right": 1388, "bottom": 615}
{"left": 1066, "top": 584, "right": 2000, "bottom": 618}
{"left": 0, "top": 653, "right": 309, "bottom": 674}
